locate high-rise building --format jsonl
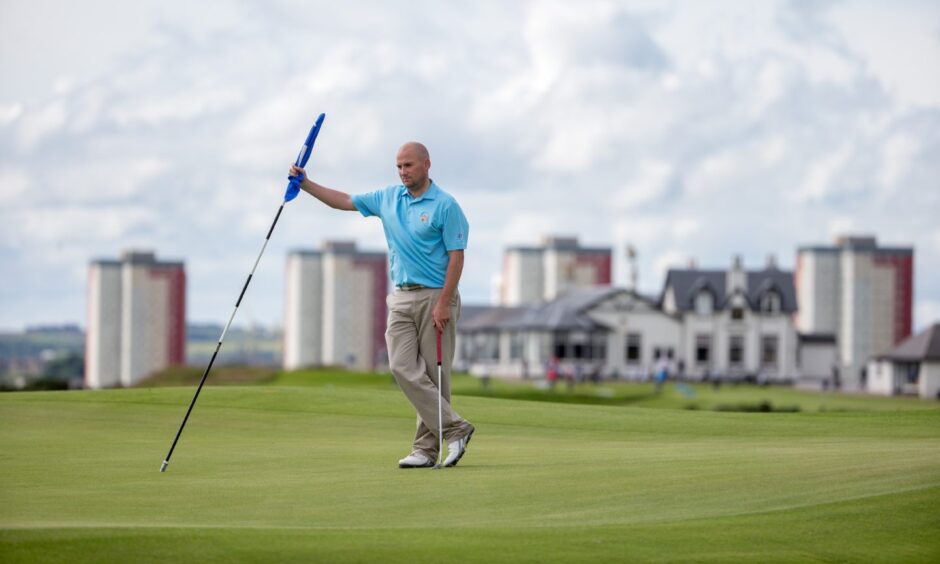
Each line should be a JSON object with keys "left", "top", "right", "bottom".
{"left": 500, "top": 236, "right": 612, "bottom": 306}
{"left": 796, "top": 235, "right": 913, "bottom": 388}
{"left": 85, "top": 250, "right": 185, "bottom": 388}
{"left": 283, "top": 241, "right": 388, "bottom": 371}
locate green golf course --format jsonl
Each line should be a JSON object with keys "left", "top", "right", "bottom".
{"left": 2, "top": 369, "right": 939, "bottom": 562}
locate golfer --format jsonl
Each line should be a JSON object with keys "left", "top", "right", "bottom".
{"left": 290, "top": 142, "right": 475, "bottom": 468}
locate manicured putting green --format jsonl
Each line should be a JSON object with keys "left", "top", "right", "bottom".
{"left": 1, "top": 374, "right": 938, "bottom": 562}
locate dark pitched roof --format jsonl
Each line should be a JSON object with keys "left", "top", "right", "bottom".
{"left": 460, "top": 287, "right": 663, "bottom": 333}
{"left": 457, "top": 306, "right": 525, "bottom": 332}
{"left": 501, "top": 286, "right": 620, "bottom": 331}
{"left": 879, "top": 324, "right": 940, "bottom": 362}
{"left": 660, "top": 268, "right": 797, "bottom": 313}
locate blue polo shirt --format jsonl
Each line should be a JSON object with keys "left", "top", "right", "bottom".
{"left": 351, "top": 181, "right": 469, "bottom": 288}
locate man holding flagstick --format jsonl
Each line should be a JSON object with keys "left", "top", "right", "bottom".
{"left": 290, "top": 141, "right": 475, "bottom": 468}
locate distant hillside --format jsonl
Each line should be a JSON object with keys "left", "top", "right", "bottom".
{"left": 186, "top": 323, "right": 282, "bottom": 366}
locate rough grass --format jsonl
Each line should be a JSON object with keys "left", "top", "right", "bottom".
{"left": 1, "top": 369, "right": 938, "bottom": 562}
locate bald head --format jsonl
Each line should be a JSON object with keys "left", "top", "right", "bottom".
{"left": 398, "top": 142, "right": 430, "bottom": 162}
{"left": 396, "top": 142, "right": 432, "bottom": 193}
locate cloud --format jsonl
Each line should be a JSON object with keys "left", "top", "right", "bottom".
{"left": 878, "top": 133, "right": 919, "bottom": 193}
{"left": 793, "top": 145, "right": 853, "bottom": 203}
{"left": 916, "top": 300, "right": 940, "bottom": 332}
{"left": 16, "top": 99, "right": 67, "bottom": 150}
{"left": 1, "top": 0, "right": 939, "bottom": 332}
{"left": 0, "top": 168, "right": 29, "bottom": 206}
{"left": 0, "top": 103, "right": 23, "bottom": 126}
{"left": 615, "top": 160, "right": 672, "bottom": 210}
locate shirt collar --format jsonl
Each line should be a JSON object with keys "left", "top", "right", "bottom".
{"left": 400, "top": 180, "right": 438, "bottom": 202}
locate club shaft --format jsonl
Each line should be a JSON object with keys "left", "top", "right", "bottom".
{"left": 437, "top": 362, "right": 443, "bottom": 466}
{"left": 161, "top": 203, "right": 285, "bottom": 472}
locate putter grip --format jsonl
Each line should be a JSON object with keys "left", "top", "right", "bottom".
{"left": 435, "top": 329, "right": 442, "bottom": 365}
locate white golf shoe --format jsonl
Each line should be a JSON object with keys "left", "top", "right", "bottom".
{"left": 398, "top": 453, "right": 434, "bottom": 469}
{"left": 443, "top": 428, "right": 474, "bottom": 468}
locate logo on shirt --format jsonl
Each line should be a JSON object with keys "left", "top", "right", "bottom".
{"left": 420, "top": 212, "right": 429, "bottom": 223}
{"left": 457, "top": 232, "right": 463, "bottom": 240}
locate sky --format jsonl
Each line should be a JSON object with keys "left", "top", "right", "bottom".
{"left": 1, "top": 0, "right": 939, "bottom": 332}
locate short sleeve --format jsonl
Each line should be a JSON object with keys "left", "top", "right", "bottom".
{"left": 441, "top": 201, "right": 469, "bottom": 251}
{"left": 351, "top": 188, "right": 388, "bottom": 218}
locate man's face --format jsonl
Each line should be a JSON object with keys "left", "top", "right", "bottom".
{"left": 396, "top": 146, "right": 430, "bottom": 191}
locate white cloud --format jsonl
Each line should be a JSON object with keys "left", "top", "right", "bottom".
{"left": 794, "top": 145, "right": 853, "bottom": 203}
{"left": 671, "top": 218, "right": 701, "bottom": 240}
{"left": 4, "top": 206, "right": 158, "bottom": 245}
{"left": 653, "top": 249, "right": 688, "bottom": 281}
{"left": 826, "top": 217, "right": 856, "bottom": 241}
{"left": 0, "top": 103, "right": 23, "bottom": 126}
{"left": 1, "top": 0, "right": 940, "bottom": 330}
{"left": 915, "top": 300, "right": 940, "bottom": 332}
{"left": 16, "top": 99, "right": 67, "bottom": 150}
{"left": 615, "top": 160, "right": 671, "bottom": 210}
{"left": 828, "top": 1, "right": 940, "bottom": 109}
{"left": 878, "top": 134, "right": 919, "bottom": 194}
{"left": 0, "top": 168, "right": 29, "bottom": 205}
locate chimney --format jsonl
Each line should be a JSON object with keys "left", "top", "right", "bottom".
{"left": 727, "top": 255, "right": 746, "bottom": 293}
{"left": 626, "top": 244, "right": 638, "bottom": 290}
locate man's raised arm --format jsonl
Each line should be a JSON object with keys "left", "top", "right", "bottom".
{"left": 289, "top": 164, "right": 357, "bottom": 211}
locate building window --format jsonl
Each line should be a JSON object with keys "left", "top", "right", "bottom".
{"left": 591, "top": 332, "right": 607, "bottom": 360}
{"left": 695, "top": 334, "right": 711, "bottom": 365}
{"left": 473, "top": 333, "right": 498, "bottom": 361}
{"left": 694, "top": 291, "right": 713, "bottom": 316}
{"left": 899, "top": 362, "right": 920, "bottom": 385}
{"left": 461, "top": 335, "right": 474, "bottom": 361}
{"left": 570, "top": 331, "right": 588, "bottom": 359}
{"left": 731, "top": 306, "right": 745, "bottom": 321}
{"left": 553, "top": 332, "right": 569, "bottom": 359}
{"left": 760, "top": 291, "right": 781, "bottom": 314}
{"left": 761, "top": 335, "right": 778, "bottom": 367}
{"left": 729, "top": 335, "right": 744, "bottom": 366}
{"left": 509, "top": 332, "right": 524, "bottom": 360}
{"left": 625, "top": 333, "right": 641, "bottom": 364}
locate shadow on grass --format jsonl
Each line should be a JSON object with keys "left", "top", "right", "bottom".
{"left": 136, "top": 365, "right": 280, "bottom": 387}
{"left": 455, "top": 386, "right": 659, "bottom": 407}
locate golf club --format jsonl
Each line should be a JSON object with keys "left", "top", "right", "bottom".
{"left": 434, "top": 328, "right": 443, "bottom": 470}
{"left": 159, "top": 113, "right": 326, "bottom": 473}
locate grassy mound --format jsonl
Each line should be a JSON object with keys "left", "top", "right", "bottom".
{"left": 2, "top": 373, "right": 938, "bottom": 562}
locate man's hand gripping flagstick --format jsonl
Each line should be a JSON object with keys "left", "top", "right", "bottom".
{"left": 160, "top": 114, "right": 326, "bottom": 473}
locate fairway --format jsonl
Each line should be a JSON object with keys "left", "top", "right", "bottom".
{"left": 2, "top": 375, "right": 939, "bottom": 563}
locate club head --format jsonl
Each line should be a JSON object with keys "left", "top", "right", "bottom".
{"left": 433, "top": 464, "right": 441, "bottom": 470}
{"left": 160, "top": 460, "right": 168, "bottom": 473}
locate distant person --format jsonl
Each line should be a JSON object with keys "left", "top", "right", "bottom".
{"left": 654, "top": 356, "right": 669, "bottom": 393}
{"left": 546, "top": 357, "right": 559, "bottom": 390}
{"left": 590, "top": 363, "right": 601, "bottom": 384}
{"left": 290, "top": 142, "right": 474, "bottom": 469}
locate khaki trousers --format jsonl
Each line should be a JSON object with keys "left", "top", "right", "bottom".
{"left": 386, "top": 287, "right": 473, "bottom": 459}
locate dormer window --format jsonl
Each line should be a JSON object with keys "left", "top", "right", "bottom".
{"left": 760, "top": 291, "right": 781, "bottom": 314}
{"left": 731, "top": 306, "right": 744, "bottom": 320}
{"left": 694, "top": 291, "right": 713, "bottom": 316}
